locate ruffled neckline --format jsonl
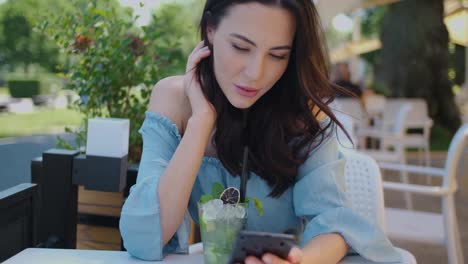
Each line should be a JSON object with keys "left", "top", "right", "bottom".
{"left": 144, "top": 111, "right": 223, "bottom": 166}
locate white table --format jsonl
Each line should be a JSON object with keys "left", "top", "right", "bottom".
{"left": 3, "top": 248, "right": 203, "bottom": 264}
{"left": 4, "top": 246, "right": 415, "bottom": 264}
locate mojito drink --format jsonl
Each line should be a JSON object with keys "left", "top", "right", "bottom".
{"left": 198, "top": 200, "right": 247, "bottom": 264}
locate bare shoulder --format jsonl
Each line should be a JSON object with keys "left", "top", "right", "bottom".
{"left": 148, "top": 75, "right": 191, "bottom": 134}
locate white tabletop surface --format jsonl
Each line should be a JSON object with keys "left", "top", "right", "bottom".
{"left": 3, "top": 246, "right": 413, "bottom": 264}
{"left": 3, "top": 248, "right": 203, "bottom": 264}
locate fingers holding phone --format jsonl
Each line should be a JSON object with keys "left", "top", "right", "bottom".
{"left": 286, "top": 247, "right": 303, "bottom": 263}
{"left": 242, "top": 246, "right": 302, "bottom": 264}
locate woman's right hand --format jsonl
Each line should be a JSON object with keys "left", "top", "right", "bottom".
{"left": 184, "top": 41, "right": 216, "bottom": 126}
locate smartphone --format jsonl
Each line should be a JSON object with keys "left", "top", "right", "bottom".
{"left": 229, "top": 230, "right": 297, "bottom": 263}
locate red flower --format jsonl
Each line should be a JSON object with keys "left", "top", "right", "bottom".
{"left": 127, "top": 35, "right": 145, "bottom": 57}
{"left": 73, "top": 34, "right": 93, "bottom": 52}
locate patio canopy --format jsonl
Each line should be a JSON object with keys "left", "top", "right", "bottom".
{"left": 315, "top": 0, "right": 402, "bottom": 28}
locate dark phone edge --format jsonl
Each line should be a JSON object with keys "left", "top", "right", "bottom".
{"left": 229, "top": 230, "right": 297, "bottom": 263}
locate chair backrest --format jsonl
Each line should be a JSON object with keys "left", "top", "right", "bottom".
{"left": 405, "top": 99, "right": 431, "bottom": 127}
{"left": 443, "top": 124, "right": 468, "bottom": 190}
{"left": 363, "top": 94, "right": 386, "bottom": 118}
{"left": 0, "top": 183, "right": 38, "bottom": 262}
{"left": 392, "top": 103, "right": 412, "bottom": 136}
{"left": 376, "top": 103, "right": 412, "bottom": 154}
{"left": 335, "top": 112, "right": 356, "bottom": 149}
{"left": 383, "top": 98, "right": 432, "bottom": 130}
{"left": 342, "top": 150, "right": 386, "bottom": 230}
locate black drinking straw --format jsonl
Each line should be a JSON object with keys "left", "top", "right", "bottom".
{"left": 240, "top": 110, "right": 249, "bottom": 203}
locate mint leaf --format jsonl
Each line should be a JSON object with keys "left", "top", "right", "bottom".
{"left": 212, "top": 182, "right": 225, "bottom": 198}
{"left": 200, "top": 194, "right": 214, "bottom": 204}
{"left": 250, "top": 197, "right": 263, "bottom": 216}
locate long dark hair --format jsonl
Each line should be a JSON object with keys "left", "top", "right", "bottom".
{"left": 197, "top": 0, "right": 348, "bottom": 197}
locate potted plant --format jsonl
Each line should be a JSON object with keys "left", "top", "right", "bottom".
{"left": 39, "top": 0, "right": 191, "bottom": 164}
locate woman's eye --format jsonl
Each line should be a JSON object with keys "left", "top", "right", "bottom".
{"left": 271, "top": 54, "right": 287, "bottom": 60}
{"left": 232, "top": 44, "right": 249, "bottom": 52}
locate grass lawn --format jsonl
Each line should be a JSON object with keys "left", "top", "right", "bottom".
{"left": 0, "top": 109, "right": 83, "bottom": 138}
{"left": 0, "top": 86, "right": 8, "bottom": 96}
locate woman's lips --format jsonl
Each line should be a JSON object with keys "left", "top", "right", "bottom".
{"left": 235, "top": 85, "right": 259, "bottom": 98}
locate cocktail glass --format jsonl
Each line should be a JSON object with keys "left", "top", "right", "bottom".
{"left": 198, "top": 200, "right": 247, "bottom": 264}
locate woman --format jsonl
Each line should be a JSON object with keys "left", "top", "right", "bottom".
{"left": 120, "top": 1, "right": 401, "bottom": 263}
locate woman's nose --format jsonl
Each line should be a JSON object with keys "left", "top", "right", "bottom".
{"left": 243, "top": 54, "right": 265, "bottom": 82}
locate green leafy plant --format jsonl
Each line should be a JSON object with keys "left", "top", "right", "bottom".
{"left": 38, "top": 0, "right": 191, "bottom": 162}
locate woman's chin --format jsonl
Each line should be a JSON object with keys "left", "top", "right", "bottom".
{"left": 227, "top": 96, "right": 255, "bottom": 109}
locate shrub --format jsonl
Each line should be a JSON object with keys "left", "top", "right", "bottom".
{"left": 40, "top": 0, "right": 196, "bottom": 162}
{"left": 8, "top": 80, "right": 40, "bottom": 98}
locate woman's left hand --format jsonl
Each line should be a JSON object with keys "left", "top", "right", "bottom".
{"left": 244, "top": 247, "right": 303, "bottom": 264}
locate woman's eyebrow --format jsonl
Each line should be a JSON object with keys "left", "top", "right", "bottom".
{"left": 229, "top": 33, "right": 292, "bottom": 51}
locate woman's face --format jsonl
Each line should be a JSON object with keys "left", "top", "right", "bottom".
{"left": 207, "top": 3, "right": 296, "bottom": 109}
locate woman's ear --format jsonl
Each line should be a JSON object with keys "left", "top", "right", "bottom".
{"left": 207, "top": 26, "right": 215, "bottom": 45}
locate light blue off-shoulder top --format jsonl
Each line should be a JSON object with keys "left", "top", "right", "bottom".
{"left": 119, "top": 111, "right": 402, "bottom": 262}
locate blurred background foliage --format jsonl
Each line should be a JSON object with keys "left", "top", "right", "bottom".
{"left": 343, "top": 1, "right": 465, "bottom": 142}
{"left": 0, "top": 0, "right": 464, "bottom": 156}
{"left": 0, "top": 0, "right": 203, "bottom": 162}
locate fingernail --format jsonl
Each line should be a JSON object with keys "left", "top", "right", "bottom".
{"left": 289, "top": 247, "right": 302, "bottom": 262}
{"left": 262, "top": 255, "right": 272, "bottom": 264}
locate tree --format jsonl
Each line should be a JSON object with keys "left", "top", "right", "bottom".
{"left": 1, "top": 13, "right": 33, "bottom": 72}
{"left": 0, "top": 0, "right": 72, "bottom": 72}
{"left": 452, "top": 44, "right": 466, "bottom": 86}
{"left": 361, "top": 6, "right": 387, "bottom": 39}
{"left": 377, "top": 0, "right": 461, "bottom": 132}
{"left": 0, "top": 0, "right": 123, "bottom": 73}
{"left": 147, "top": 0, "right": 204, "bottom": 58}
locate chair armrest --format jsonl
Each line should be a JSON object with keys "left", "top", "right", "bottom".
{"left": 406, "top": 118, "right": 433, "bottom": 130}
{"left": 383, "top": 181, "right": 453, "bottom": 196}
{"left": 379, "top": 162, "right": 445, "bottom": 177}
{"left": 356, "top": 129, "right": 402, "bottom": 140}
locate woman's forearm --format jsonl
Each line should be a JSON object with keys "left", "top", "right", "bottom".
{"left": 158, "top": 116, "right": 214, "bottom": 246}
{"left": 301, "top": 233, "right": 349, "bottom": 264}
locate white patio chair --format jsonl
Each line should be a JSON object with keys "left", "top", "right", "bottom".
{"left": 392, "top": 99, "right": 433, "bottom": 184}
{"left": 334, "top": 98, "right": 368, "bottom": 149}
{"left": 385, "top": 99, "right": 433, "bottom": 170}
{"left": 357, "top": 103, "right": 414, "bottom": 209}
{"left": 362, "top": 94, "right": 386, "bottom": 124}
{"left": 342, "top": 150, "right": 417, "bottom": 263}
{"left": 379, "top": 124, "right": 468, "bottom": 264}
{"left": 356, "top": 101, "right": 411, "bottom": 153}
{"left": 361, "top": 94, "right": 386, "bottom": 150}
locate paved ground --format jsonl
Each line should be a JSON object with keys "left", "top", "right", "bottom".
{"left": 0, "top": 133, "right": 76, "bottom": 191}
